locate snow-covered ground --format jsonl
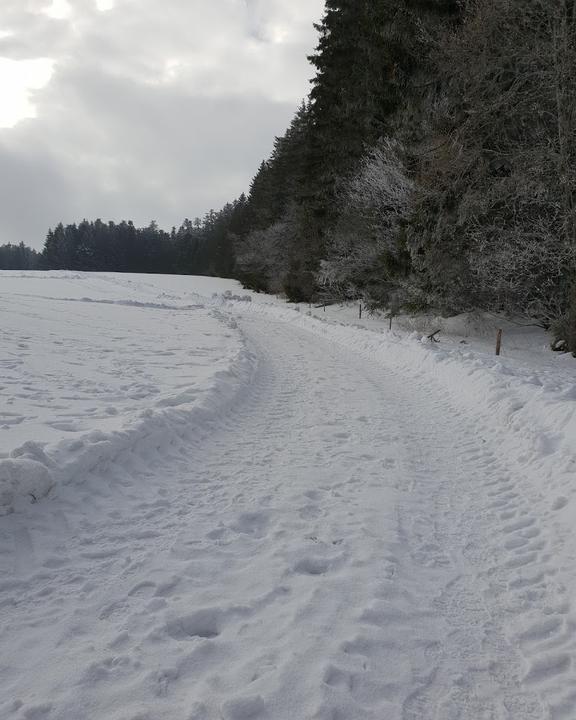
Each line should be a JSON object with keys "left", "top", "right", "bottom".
{"left": 0, "top": 273, "right": 252, "bottom": 510}
{"left": 0, "top": 271, "right": 575, "bottom": 720}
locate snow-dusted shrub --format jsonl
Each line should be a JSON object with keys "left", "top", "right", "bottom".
{"left": 235, "top": 221, "right": 290, "bottom": 293}
{"left": 318, "top": 139, "right": 414, "bottom": 306}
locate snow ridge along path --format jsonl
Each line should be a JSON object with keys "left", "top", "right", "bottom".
{"left": 1, "top": 272, "right": 575, "bottom": 720}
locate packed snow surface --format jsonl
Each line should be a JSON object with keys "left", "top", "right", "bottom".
{"left": 0, "top": 271, "right": 575, "bottom": 720}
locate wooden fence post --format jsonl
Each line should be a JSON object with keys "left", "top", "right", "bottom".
{"left": 359, "top": 302, "right": 362, "bottom": 319}
{"left": 495, "top": 328, "right": 503, "bottom": 356}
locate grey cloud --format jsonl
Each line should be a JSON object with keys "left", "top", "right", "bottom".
{"left": 0, "top": 63, "right": 300, "bottom": 245}
{"left": 0, "top": 0, "right": 324, "bottom": 248}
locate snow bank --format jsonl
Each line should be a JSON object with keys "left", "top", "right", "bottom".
{"left": 0, "top": 341, "right": 255, "bottom": 512}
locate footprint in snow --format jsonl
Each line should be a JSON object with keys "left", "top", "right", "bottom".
{"left": 303, "top": 489, "right": 325, "bottom": 501}
{"left": 299, "top": 504, "right": 324, "bottom": 520}
{"left": 163, "top": 602, "right": 257, "bottom": 643}
{"left": 333, "top": 431, "right": 351, "bottom": 440}
{"left": 552, "top": 496, "right": 568, "bottom": 511}
{"left": 293, "top": 557, "right": 331, "bottom": 576}
{"left": 164, "top": 608, "right": 224, "bottom": 640}
{"left": 229, "top": 511, "right": 270, "bottom": 538}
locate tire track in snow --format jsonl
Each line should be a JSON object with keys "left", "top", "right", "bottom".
{"left": 304, "top": 346, "right": 547, "bottom": 720}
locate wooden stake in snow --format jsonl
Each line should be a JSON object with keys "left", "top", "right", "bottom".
{"left": 495, "top": 328, "right": 503, "bottom": 356}
{"left": 359, "top": 302, "right": 362, "bottom": 319}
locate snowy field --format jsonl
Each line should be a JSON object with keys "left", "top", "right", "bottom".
{"left": 0, "top": 273, "right": 252, "bottom": 510}
{"left": 1, "top": 271, "right": 576, "bottom": 720}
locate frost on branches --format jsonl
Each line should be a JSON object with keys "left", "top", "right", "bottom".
{"left": 318, "top": 139, "right": 414, "bottom": 307}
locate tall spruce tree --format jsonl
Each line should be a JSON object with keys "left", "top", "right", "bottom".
{"left": 297, "top": 0, "right": 402, "bottom": 297}
{"left": 237, "top": 1, "right": 425, "bottom": 300}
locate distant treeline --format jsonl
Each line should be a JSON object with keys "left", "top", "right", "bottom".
{"left": 0, "top": 242, "right": 40, "bottom": 270}
{"left": 0, "top": 198, "right": 248, "bottom": 277}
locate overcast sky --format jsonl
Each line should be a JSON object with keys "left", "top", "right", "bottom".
{"left": 0, "top": 0, "right": 324, "bottom": 249}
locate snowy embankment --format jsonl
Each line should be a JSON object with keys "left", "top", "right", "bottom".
{"left": 0, "top": 272, "right": 255, "bottom": 512}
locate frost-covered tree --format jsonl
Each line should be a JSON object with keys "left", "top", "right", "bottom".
{"left": 319, "top": 140, "right": 413, "bottom": 306}
{"left": 407, "top": 0, "right": 576, "bottom": 332}
{"left": 236, "top": 222, "right": 291, "bottom": 294}
{"left": 232, "top": 2, "right": 457, "bottom": 302}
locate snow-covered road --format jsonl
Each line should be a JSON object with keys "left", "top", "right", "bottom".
{"left": 1, "top": 273, "right": 575, "bottom": 720}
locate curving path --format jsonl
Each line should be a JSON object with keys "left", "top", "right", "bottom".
{"left": 0, "top": 312, "right": 574, "bottom": 720}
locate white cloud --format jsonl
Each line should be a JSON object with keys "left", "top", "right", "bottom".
{"left": 42, "top": 0, "right": 72, "bottom": 20}
{"left": 0, "top": 57, "right": 55, "bottom": 127}
{"left": 0, "top": 0, "right": 325, "bottom": 248}
{"left": 95, "top": 0, "right": 115, "bottom": 10}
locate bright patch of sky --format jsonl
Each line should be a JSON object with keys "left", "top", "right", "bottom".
{"left": 0, "top": 57, "right": 55, "bottom": 128}
{"left": 43, "top": 0, "right": 72, "bottom": 20}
